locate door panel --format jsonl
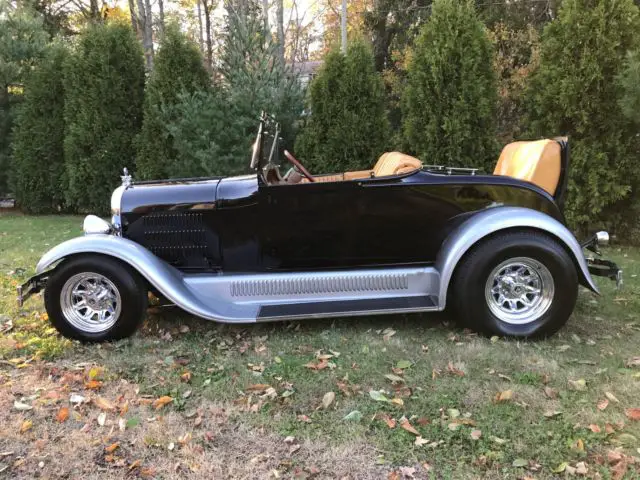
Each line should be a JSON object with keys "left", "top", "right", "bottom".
{"left": 260, "top": 181, "right": 360, "bottom": 270}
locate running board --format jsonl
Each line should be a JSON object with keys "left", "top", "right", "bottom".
{"left": 257, "top": 295, "right": 438, "bottom": 321}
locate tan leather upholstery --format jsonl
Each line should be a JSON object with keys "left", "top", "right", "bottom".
{"left": 298, "top": 152, "right": 421, "bottom": 184}
{"left": 494, "top": 140, "right": 561, "bottom": 195}
{"left": 373, "top": 152, "right": 422, "bottom": 177}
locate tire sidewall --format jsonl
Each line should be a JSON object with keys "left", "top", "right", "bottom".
{"left": 456, "top": 233, "right": 578, "bottom": 338}
{"left": 45, "top": 255, "right": 147, "bottom": 342}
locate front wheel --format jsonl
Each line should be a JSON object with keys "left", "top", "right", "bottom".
{"left": 44, "top": 255, "right": 148, "bottom": 342}
{"left": 451, "top": 231, "right": 578, "bottom": 338}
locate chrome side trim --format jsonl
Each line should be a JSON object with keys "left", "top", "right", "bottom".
{"left": 35, "top": 235, "right": 441, "bottom": 323}
{"left": 435, "top": 206, "right": 599, "bottom": 310}
{"left": 230, "top": 273, "right": 409, "bottom": 297}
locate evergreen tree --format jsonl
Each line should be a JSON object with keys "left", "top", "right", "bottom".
{"left": 402, "top": 0, "right": 497, "bottom": 171}
{"left": 64, "top": 23, "right": 145, "bottom": 213}
{"left": 528, "top": 0, "right": 640, "bottom": 227}
{"left": 295, "top": 40, "right": 389, "bottom": 173}
{"left": 0, "top": 1, "right": 48, "bottom": 196}
{"left": 12, "top": 43, "right": 67, "bottom": 213}
{"left": 159, "top": 6, "right": 304, "bottom": 178}
{"left": 136, "top": 23, "right": 211, "bottom": 180}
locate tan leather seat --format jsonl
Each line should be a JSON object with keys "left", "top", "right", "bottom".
{"left": 494, "top": 140, "right": 561, "bottom": 195}
{"left": 373, "top": 152, "right": 422, "bottom": 177}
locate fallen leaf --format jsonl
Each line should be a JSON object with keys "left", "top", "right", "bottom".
{"left": 297, "top": 414, "right": 312, "bottom": 423}
{"left": 512, "top": 458, "right": 528, "bottom": 468}
{"left": 70, "top": 394, "right": 85, "bottom": 405}
{"left": 447, "top": 361, "right": 465, "bottom": 376}
{"left": 385, "top": 374, "right": 405, "bottom": 384}
{"left": 470, "top": 429, "right": 482, "bottom": 440}
{"left": 489, "top": 435, "right": 507, "bottom": 445}
{"left": 87, "top": 366, "right": 103, "bottom": 380}
{"left": 97, "top": 412, "right": 107, "bottom": 426}
{"left": 245, "top": 384, "right": 271, "bottom": 393}
{"left": 377, "top": 413, "right": 397, "bottom": 429}
{"left": 304, "top": 360, "right": 328, "bottom": 370}
{"left": 399, "top": 417, "right": 420, "bottom": 436}
{"left": 626, "top": 357, "right": 640, "bottom": 368}
{"left": 56, "top": 407, "right": 69, "bottom": 423}
{"left": 396, "top": 360, "right": 412, "bottom": 370}
{"left": 399, "top": 466, "right": 415, "bottom": 478}
{"left": 105, "top": 442, "right": 119, "bottom": 453}
{"left": 19, "top": 420, "right": 32, "bottom": 433}
{"left": 414, "top": 436, "right": 429, "bottom": 446}
{"left": 129, "top": 459, "right": 142, "bottom": 470}
{"left": 84, "top": 380, "right": 102, "bottom": 390}
{"left": 180, "top": 372, "right": 192, "bottom": 383}
{"left": 321, "top": 392, "right": 335, "bottom": 409}
{"left": 343, "top": 410, "right": 362, "bottom": 422}
{"left": 118, "top": 418, "right": 126, "bottom": 431}
{"left": 625, "top": 408, "right": 640, "bottom": 421}
{"left": 152, "top": 396, "right": 173, "bottom": 410}
{"left": 569, "top": 379, "right": 587, "bottom": 391}
{"left": 597, "top": 399, "right": 609, "bottom": 411}
{"left": 93, "top": 397, "right": 115, "bottom": 411}
{"left": 369, "top": 390, "right": 390, "bottom": 403}
{"left": 544, "top": 386, "right": 558, "bottom": 399}
{"left": 447, "top": 408, "right": 460, "bottom": 418}
{"left": 494, "top": 390, "right": 513, "bottom": 402}
{"left": 605, "top": 392, "right": 620, "bottom": 403}
{"left": 589, "top": 424, "right": 601, "bottom": 433}
{"left": 575, "top": 461, "right": 588, "bottom": 475}
{"left": 552, "top": 462, "right": 568, "bottom": 473}
{"left": 391, "top": 398, "right": 404, "bottom": 407}
{"left": 13, "top": 401, "right": 32, "bottom": 411}
{"left": 544, "top": 410, "right": 562, "bottom": 419}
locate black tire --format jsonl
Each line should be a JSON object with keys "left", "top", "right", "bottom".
{"left": 44, "top": 255, "right": 148, "bottom": 342}
{"left": 450, "top": 230, "right": 578, "bottom": 338}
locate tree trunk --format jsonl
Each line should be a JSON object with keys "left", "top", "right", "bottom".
{"left": 137, "top": 0, "right": 154, "bottom": 70}
{"left": 202, "top": 0, "right": 213, "bottom": 72}
{"left": 369, "top": 0, "right": 390, "bottom": 71}
{"left": 197, "top": 0, "right": 204, "bottom": 53}
{"left": 341, "top": 0, "right": 347, "bottom": 54}
{"left": 276, "top": 0, "right": 284, "bottom": 64}
{"left": 262, "top": 0, "right": 269, "bottom": 32}
{"left": 89, "top": 0, "right": 100, "bottom": 21}
{"left": 158, "top": 0, "right": 165, "bottom": 38}
{"left": 128, "top": 0, "right": 139, "bottom": 37}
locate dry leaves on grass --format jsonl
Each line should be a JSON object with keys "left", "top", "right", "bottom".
{"left": 625, "top": 408, "right": 640, "bottom": 421}
{"left": 399, "top": 417, "right": 420, "bottom": 436}
{"left": 494, "top": 390, "right": 513, "bottom": 403}
{"left": 598, "top": 399, "right": 610, "bottom": 411}
{"left": 152, "top": 396, "right": 173, "bottom": 410}
{"left": 93, "top": 397, "right": 116, "bottom": 411}
{"left": 56, "top": 407, "right": 69, "bottom": 423}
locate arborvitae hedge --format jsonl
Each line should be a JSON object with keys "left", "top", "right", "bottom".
{"left": 136, "top": 24, "right": 211, "bottom": 180}
{"left": 12, "top": 43, "right": 67, "bottom": 213}
{"left": 63, "top": 23, "right": 144, "bottom": 213}
{"left": 402, "top": 0, "right": 497, "bottom": 171}
{"left": 528, "top": 0, "right": 640, "bottom": 228}
{"left": 295, "top": 40, "right": 389, "bottom": 173}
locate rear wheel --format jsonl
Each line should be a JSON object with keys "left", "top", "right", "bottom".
{"left": 451, "top": 231, "right": 578, "bottom": 338}
{"left": 44, "top": 255, "right": 147, "bottom": 342}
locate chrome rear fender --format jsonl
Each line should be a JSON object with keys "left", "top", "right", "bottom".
{"left": 435, "top": 206, "right": 599, "bottom": 310}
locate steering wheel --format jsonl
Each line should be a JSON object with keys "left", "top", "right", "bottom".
{"left": 284, "top": 150, "right": 315, "bottom": 183}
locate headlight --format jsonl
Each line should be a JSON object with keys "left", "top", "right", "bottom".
{"left": 83, "top": 215, "right": 112, "bottom": 235}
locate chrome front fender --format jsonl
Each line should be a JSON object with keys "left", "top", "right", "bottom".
{"left": 435, "top": 206, "right": 599, "bottom": 310}
{"left": 35, "top": 235, "right": 256, "bottom": 323}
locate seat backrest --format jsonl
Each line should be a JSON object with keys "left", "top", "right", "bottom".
{"left": 494, "top": 140, "right": 561, "bottom": 195}
{"left": 374, "top": 152, "right": 422, "bottom": 177}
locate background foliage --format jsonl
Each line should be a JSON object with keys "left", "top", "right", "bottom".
{"left": 527, "top": 0, "right": 640, "bottom": 229}
{"left": 12, "top": 43, "right": 67, "bottom": 213}
{"left": 3, "top": 0, "right": 640, "bottom": 240}
{"left": 402, "top": 0, "right": 497, "bottom": 171}
{"left": 295, "top": 39, "right": 389, "bottom": 173}
{"left": 63, "top": 23, "right": 145, "bottom": 213}
{"left": 135, "top": 24, "right": 211, "bottom": 180}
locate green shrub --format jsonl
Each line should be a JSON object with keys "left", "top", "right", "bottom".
{"left": 63, "top": 23, "right": 145, "bottom": 213}
{"left": 295, "top": 40, "right": 389, "bottom": 173}
{"left": 527, "top": 0, "right": 640, "bottom": 228}
{"left": 402, "top": 0, "right": 497, "bottom": 171}
{"left": 136, "top": 24, "right": 211, "bottom": 180}
{"left": 12, "top": 43, "right": 67, "bottom": 213}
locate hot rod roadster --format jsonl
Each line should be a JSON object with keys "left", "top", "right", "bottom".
{"left": 18, "top": 113, "right": 621, "bottom": 341}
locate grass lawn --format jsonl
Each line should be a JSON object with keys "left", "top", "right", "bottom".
{"left": 1, "top": 214, "right": 639, "bottom": 479}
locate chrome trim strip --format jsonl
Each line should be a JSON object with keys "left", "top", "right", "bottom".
{"left": 35, "top": 236, "right": 441, "bottom": 323}
{"left": 435, "top": 206, "right": 599, "bottom": 310}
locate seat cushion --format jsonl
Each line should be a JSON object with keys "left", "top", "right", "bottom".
{"left": 373, "top": 152, "right": 422, "bottom": 177}
{"left": 494, "top": 140, "right": 561, "bottom": 195}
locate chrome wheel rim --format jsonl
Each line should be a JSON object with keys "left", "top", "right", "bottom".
{"left": 60, "top": 273, "right": 121, "bottom": 333}
{"left": 485, "top": 257, "right": 554, "bottom": 325}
